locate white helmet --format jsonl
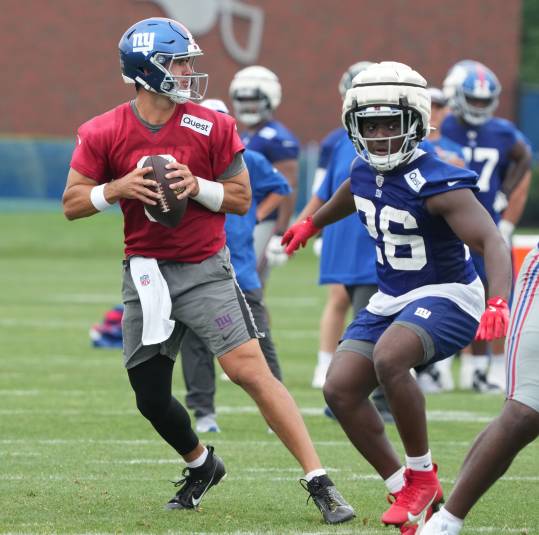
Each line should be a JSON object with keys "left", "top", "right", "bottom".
{"left": 200, "top": 98, "right": 230, "bottom": 114}
{"left": 338, "top": 61, "right": 373, "bottom": 99}
{"left": 342, "top": 61, "right": 431, "bottom": 172}
{"left": 229, "top": 65, "right": 282, "bottom": 126}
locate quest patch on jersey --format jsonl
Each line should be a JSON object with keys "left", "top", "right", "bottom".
{"left": 404, "top": 168, "right": 427, "bottom": 193}
{"left": 180, "top": 114, "right": 213, "bottom": 136}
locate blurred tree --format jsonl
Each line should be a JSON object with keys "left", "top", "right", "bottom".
{"left": 521, "top": 0, "right": 539, "bottom": 84}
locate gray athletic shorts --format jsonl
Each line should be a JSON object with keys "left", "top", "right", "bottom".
{"left": 506, "top": 247, "right": 539, "bottom": 413}
{"left": 121, "top": 247, "right": 260, "bottom": 369}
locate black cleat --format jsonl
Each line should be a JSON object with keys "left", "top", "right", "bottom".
{"left": 166, "top": 445, "right": 226, "bottom": 510}
{"left": 301, "top": 474, "right": 356, "bottom": 524}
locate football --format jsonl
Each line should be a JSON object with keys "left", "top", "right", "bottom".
{"left": 140, "top": 154, "right": 188, "bottom": 228}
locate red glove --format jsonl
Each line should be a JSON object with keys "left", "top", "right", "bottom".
{"left": 281, "top": 216, "right": 320, "bottom": 255}
{"left": 475, "top": 296, "right": 510, "bottom": 341}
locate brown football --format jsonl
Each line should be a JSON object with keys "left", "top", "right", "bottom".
{"left": 142, "top": 155, "right": 188, "bottom": 228}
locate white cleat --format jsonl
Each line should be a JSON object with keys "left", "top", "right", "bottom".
{"left": 419, "top": 512, "right": 461, "bottom": 535}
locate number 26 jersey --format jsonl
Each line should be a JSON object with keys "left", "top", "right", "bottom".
{"left": 349, "top": 150, "right": 484, "bottom": 320}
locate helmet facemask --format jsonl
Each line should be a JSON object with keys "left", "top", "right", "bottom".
{"left": 146, "top": 53, "right": 207, "bottom": 103}
{"left": 231, "top": 88, "right": 272, "bottom": 126}
{"left": 345, "top": 105, "right": 423, "bottom": 172}
{"left": 455, "top": 89, "right": 498, "bottom": 126}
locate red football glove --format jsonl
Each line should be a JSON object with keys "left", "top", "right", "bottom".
{"left": 281, "top": 216, "right": 320, "bottom": 255}
{"left": 475, "top": 296, "right": 510, "bottom": 341}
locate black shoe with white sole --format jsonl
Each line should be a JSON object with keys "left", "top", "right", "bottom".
{"left": 166, "top": 445, "right": 226, "bottom": 510}
{"left": 301, "top": 474, "right": 356, "bottom": 524}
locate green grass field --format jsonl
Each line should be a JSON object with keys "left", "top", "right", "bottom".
{"left": 0, "top": 210, "right": 537, "bottom": 534}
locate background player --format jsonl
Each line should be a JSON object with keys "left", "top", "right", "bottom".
{"left": 229, "top": 66, "right": 300, "bottom": 283}
{"left": 62, "top": 17, "right": 355, "bottom": 523}
{"left": 442, "top": 60, "right": 532, "bottom": 392}
{"left": 180, "top": 98, "right": 291, "bottom": 433}
{"left": 421, "top": 243, "right": 539, "bottom": 534}
{"left": 282, "top": 61, "right": 512, "bottom": 532}
{"left": 416, "top": 87, "right": 466, "bottom": 394}
{"left": 309, "top": 61, "right": 375, "bottom": 391}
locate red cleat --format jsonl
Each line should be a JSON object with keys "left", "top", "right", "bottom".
{"left": 398, "top": 502, "right": 435, "bottom": 534}
{"left": 381, "top": 465, "right": 443, "bottom": 526}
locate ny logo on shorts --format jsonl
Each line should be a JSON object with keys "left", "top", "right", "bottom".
{"left": 414, "top": 307, "right": 431, "bottom": 319}
{"left": 215, "top": 314, "right": 233, "bottom": 330}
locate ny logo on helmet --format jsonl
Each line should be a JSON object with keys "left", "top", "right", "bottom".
{"left": 132, "top": 32, "right": 155, "bottom": 56}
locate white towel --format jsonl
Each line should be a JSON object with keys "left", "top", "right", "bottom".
{"left": 129, "top": 256, "right": 175, "bottom": 345}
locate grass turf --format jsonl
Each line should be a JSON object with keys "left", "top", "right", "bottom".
{"left": 0, "top": 211, "right": 537, "bottom": 534}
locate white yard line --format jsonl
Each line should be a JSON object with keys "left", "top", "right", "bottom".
{"left": 0, "top": 404, "right": 498, "bottom": 422}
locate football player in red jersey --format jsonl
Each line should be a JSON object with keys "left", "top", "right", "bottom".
{"left": 62, "top": 17, "right": 355, "bottom": 522}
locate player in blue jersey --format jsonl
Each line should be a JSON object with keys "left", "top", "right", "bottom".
{"left": 309, "top": 61, "right": 374, "bottom": 390}
{"left": 282, "top": 61, "right": 512, "bottom": 533}
{"left": 180, "top": 99, "right": 291, "bottom": 433}
{"left": 229, "top": 66, "right": 300, "bottom": 284}
{"left": 416, "top": 88, "right": 466, "bottom": 394}
{"left": 441, "top": 61, "right": 532, "bottom": 392}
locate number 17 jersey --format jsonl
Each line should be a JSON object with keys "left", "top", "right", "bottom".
{"left": 349, "top": 150, "right": 484, "bottom": 321}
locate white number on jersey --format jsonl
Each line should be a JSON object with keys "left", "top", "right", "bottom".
{"left": 462, "top": 147, "right": 499, "bottom": 192}
{"left": 354, "top": 196, "right": 427, "bottom": 271}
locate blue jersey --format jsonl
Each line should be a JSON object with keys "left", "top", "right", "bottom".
{"left": 441, "top": 114, "right": 519, "bottom": 223}
{"left": 349, "top": 151, "right": 484, "bottom": 319}
{"left": 225, "top": 150, "right": 291, "bottom": 291}
{"left": 240, "top": 119, "right": 300, "bottom": 164}
{"left": 317, "top": 127, "right": 348, "bottom": 170}
{"left": 317, "top": 136, "right": 377, "bottom": 285}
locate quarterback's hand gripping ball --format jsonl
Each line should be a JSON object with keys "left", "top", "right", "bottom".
{"left": 139, "top": 155, "right": 188, "bottom": 228}
{"left": 281, "top": 216, "right": 320, "bottom": 256}
{"left": 475, "top": 296, "right": 510, "bottom": 341}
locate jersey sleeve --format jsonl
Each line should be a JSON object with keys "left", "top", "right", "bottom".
{"left": 70, "top": 121, "right": 110, "bottom": 183}
{"left": 418, "top": 165, "right": 479, "bottom": 198}
{"left": 263, "top": 137, "right": 300, "bottom": 162}
{"left": 210, "top": 115, "right": 245, "bottom": 178}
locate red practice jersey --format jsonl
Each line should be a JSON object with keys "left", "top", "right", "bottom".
{"left": 70, "top": 101, "right": 244, "bottom": 262}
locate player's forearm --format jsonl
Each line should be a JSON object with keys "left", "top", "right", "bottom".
{"left": 502, "top": 152, "right": 532, "bottom": 196}
{"left": 295, "top": 195, "right": 325, "bottom": 222}
{"left": 483, "top": 235, "right": 513, "bottom": 300}
{"left": 502, "top": 171, "right": 531, "bottom": 225}
{"left": 220, "top": 180, "right": 252, "bottom": 215}
{"left": 274, "top": 193, "right": 296, "bottom": 233}
{"left": 62, "top": 185, "right": 100, "bottom": 220}
{"left": 312, "top": 179, "right": 355, "bottom": 228}
{"left": 256, "top": 193, "right": 285, "bottom": 222}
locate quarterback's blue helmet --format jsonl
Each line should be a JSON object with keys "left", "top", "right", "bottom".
{"left": 453, "top": 61, "right": 501, "bottom": 125}
{"left": 119, "top": 17, "right": 208, "bottom": 103}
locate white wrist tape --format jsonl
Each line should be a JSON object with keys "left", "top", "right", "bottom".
{"left": 192, "top": 177, "right": 224, "bottom": 212}
{"left": 90, "top": 184, "right": 114, "bottom": 211}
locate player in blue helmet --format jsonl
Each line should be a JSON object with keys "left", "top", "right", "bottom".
{"left": 442, "top": 60, "right": 532, "bottom": 392}
{"left": 118, "top": 17, "right": 208, "bottom": 103}
{"left": 229, "top": 66, "right": 300, "bottom": 284}
{"left": 283, "top": 61, "right": 512, "bottom": 533}
{"left": 65, "top": 16, "right": 356, "bottom": 522}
